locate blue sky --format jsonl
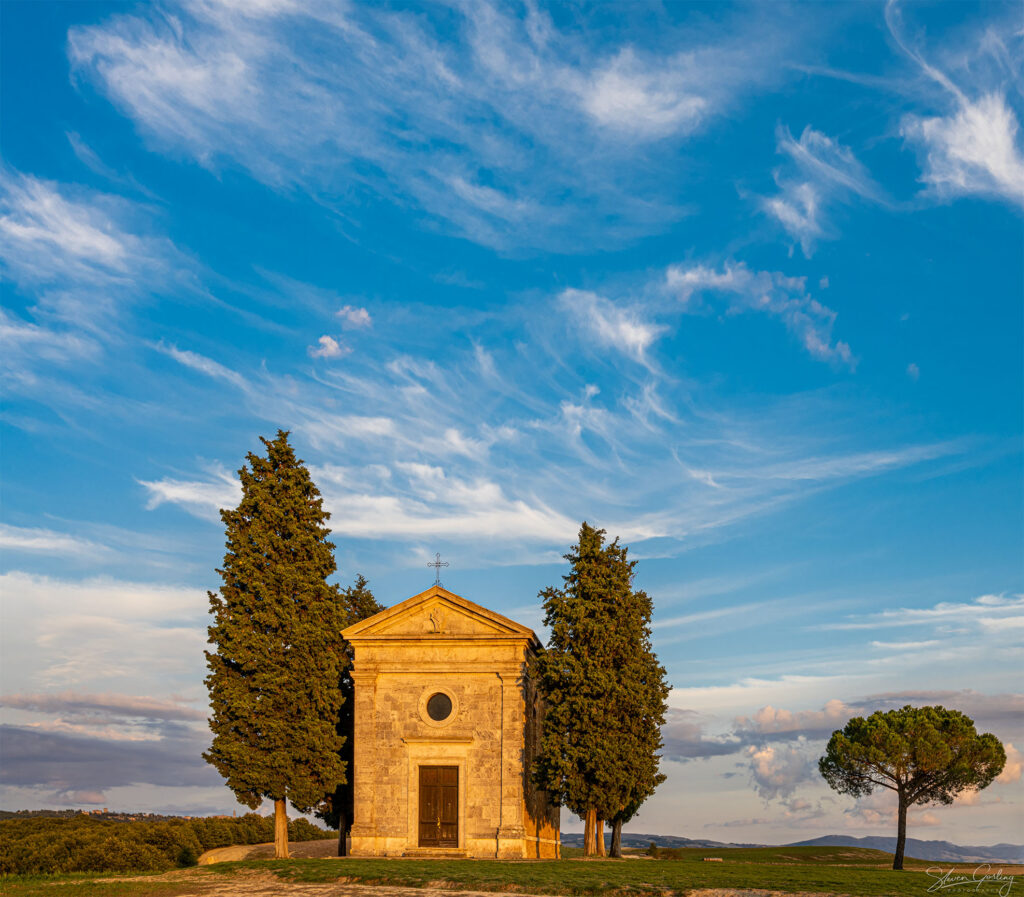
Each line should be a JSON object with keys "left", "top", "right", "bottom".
{"left": 1, "top": 0, "right": 1021, "bottom": 844}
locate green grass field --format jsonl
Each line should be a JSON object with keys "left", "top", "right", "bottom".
{"left": 3, "top": 845, "right": 1020, "bottom": 897}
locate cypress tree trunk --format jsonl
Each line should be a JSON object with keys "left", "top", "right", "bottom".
{"left": 610, "top": 816, "right": 623, "bottom": 858}
{"left": 893, "top": 795, "right": 907, "bottom": 870}
{"left": 337, "top": 809, "right": 347, "bottom": 857}
{"left": 596, "top": 818, "right": 606, "bottom": 856}
{"left": 583, "top": 808, "right": 597, "bottom": 856}
{"left": 274, "top": 799, "right": 290, "bottom": 859}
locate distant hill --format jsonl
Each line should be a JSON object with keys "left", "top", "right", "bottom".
{"left": 788, "top": 835, "right": 1024, "bottom": 865}
{"left": 561, "top": 831, "right": 1023, "bottom": 864}
{"left": 560, "top": 832, "right": 764, "bottom": 849}
{"left": 0, "top": 808, "right": 195, "bottom": 822}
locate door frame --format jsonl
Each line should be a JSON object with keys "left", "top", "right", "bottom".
{"left": 404, "top": 740, "right": 471, "bottom": 852}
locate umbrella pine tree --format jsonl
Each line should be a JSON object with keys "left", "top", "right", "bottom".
{"left": 820, "top": 705, "right": 1005, "bottom": 870}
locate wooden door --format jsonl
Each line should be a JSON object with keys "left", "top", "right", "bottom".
{"left": 418, "top": 766, "right": 458, "bottom": 847}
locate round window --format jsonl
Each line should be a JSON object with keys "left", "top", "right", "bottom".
{"left": 426, "top": 692, "right": 453, "bottom": 721}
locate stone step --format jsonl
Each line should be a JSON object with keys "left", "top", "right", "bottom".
{"left": 402, "top": 848, "right": 471, "bottom": 858}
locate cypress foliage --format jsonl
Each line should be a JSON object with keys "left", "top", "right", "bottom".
{"left": 316, "top": 574, "right": 384, "bottom": 855}
{"left": 599, "top": 538, "right": 669, "bottom": 858}
{"left": 204, "top": 430, "right": 348, "bottom": 859}
{"left": 531, "top": 522, "right": 669, "bottom": 857}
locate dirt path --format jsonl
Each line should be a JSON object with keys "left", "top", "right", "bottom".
{"left": 199, "top": 839, "right": 343, "bottom": 864}
{"left": 190, "top": 869, "right": 568, "bottom": 896}
{"left": 78, "top": 868, "right": 593, "bottom": 897}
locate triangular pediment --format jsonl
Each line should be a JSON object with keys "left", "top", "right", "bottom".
{"left": 342, "top": 585, "right": 538, "bottom": 642}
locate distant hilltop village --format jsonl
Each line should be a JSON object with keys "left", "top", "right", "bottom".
{"left": 0, "top": 808, "right": 238, "bottom": 822}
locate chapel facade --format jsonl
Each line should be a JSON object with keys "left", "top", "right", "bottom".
{"left": 341, "top": 585, "right": 560, "bottom": 858}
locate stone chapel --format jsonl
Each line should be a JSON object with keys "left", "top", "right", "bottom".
{"left": 340, "top": 584, "right": 560, "bottom": 858}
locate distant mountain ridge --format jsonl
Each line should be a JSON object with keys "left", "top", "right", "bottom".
{"left": 560, "top": 832, "right": 765, "bottom": 849}
{"left": 560, "top": 832, "right": 1023, "bottom": 864}
{"left": 789, "top": 835, "right": 1024, "bottom": 865}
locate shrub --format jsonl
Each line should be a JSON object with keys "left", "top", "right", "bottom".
{"left": 0, "top": 812, "right": 331, "bottom": 875}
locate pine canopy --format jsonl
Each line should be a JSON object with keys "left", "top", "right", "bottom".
{"left": 819, "top": 705, "right": 1006, "bottom": 804}
{"left": 204, "top": 430, "right": 349, "bottom": 813}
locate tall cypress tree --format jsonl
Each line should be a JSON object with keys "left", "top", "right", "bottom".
{"left": 204, "top": 430, "right": 348, "bottom": 859}
{"left": 531, "top": 523, "right": 609, "bottom": 855}
{"left": 600, "top": 581, "right": 669, "bottom": 857}
{"left": 532, "top": 522, "right": 669, "bottom": 857}
{"left": 316, "top": 574, "right": 384, "bottom": 855}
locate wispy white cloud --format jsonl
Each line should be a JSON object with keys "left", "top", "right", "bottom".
{"left": 762, "top": 126, "right": 882, "bottom": 255}
{"left": 137, "top": 464, "right": 240, "bottom": 522}
{"left": 313, "top": 462, "right": 577, "bottom": 543}
{"left": 0, "top": 309, "right": 100, "bottom": 381}
{"left": 666, "top": 262, "right": 855, "bottom": 367}
{"left": 581, "top": 47, "right": 706, "bottom": 138}
{"left": 869, "top": 638, "right": 938, "bottom": 650}
{"left": 0, "top": 169, "right": 181, "bottom": 323}
{"left": 67, "top": 1, "right": 798, "bottom": 250}
{"left": 558, "top": 288, "right": 666, "bottom": 365}
{"left": 0, "top": 524, "right": 108, "bottom": 559}
{"left": 657, "top": 600, "right": 773, "bottom": 631}
{"left": 142, "top": 320, "right": 962, "bottom": 562}
{"left": 902, "top": 92, "right": 1024, "bottom": 207}
{"left": 137, "top": 456, "right": 577, "bottom": 544}
{"left": 887, "top": 2, "right": 1024, "bottom": 208}
{"left": 0, "top": 168, "right": 192, "bottom": 404}
{"left": 815, "top": 592, "right": 1024, "bottom": 630}
{"left": 152, "top": 342, "right": 249, "bottom": 390}
{"left": 1, "top": 171, "right": 131, "bottom": 282}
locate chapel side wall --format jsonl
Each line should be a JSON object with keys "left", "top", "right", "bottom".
{"left": 521, "top": 669, "right": 560, "bottom": 858}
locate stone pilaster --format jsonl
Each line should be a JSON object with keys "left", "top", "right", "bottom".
{"left": 495, "top": 669, "right": 527, "bottom": 858}
{"left": 348, "top": 669, "right": 379, "bottom": 853}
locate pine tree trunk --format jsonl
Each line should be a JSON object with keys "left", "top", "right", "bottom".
{"left": 337, "top": 808, "right": 347, "bottom": 857}
{"left": 610, "top": 817, "right": 623, "bottom": 858}
{"left": 583, "top": 808, "right": 597, "bottom": 856}
{"left": 596, "top": 818, "right": 606, "bottom": 856}
{"left": 893, "top": 795, "right": 907, "bottom": 870}
{"left": 274, "top": 799, "right": 290, "bottom": 859}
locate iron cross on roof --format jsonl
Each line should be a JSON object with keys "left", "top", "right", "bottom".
{"left": 427, "top": 552, "right": 449, "bottom": 587}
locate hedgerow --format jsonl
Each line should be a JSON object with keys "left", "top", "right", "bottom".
{"left": 0, "top": 813, "right": 329, "bottom": 875}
